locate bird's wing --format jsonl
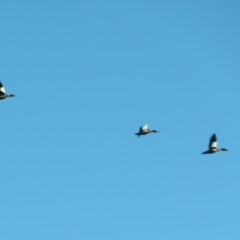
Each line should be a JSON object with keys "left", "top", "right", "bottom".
{"left": 0, "top": 82, "right": 5, "bottom": 93}
{"left": 140, "top": 124, "right": 148, "bottom": 132}
{"left": 209, "top": 134, "right": 217, "bottom": 149}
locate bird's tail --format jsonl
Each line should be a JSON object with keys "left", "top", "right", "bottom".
{"left": 135, "top": 133, "right": 140, "bottom": 137}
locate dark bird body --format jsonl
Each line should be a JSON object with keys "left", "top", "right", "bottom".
{"left": 202, "top": 134, "right": 228, "bottom": 154}
{"left": 135, "top": 124, "right": 159, "bottom": 137}
{"left": 0, "top": 82, "right": 15, "bottom": 100}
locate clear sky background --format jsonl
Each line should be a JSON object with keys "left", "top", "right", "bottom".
{"left": 0, "top": 1, "right": 240, "bottom": 239}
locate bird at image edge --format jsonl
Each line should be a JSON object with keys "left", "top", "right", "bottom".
{"left": 0, "top": 82, "right": 15, "bottom": 100}
{"left": 202, "top": 134, "right": 228, "bottom": 154}
{"left": 135, "top": 124, "right": 159, "bottom": 137}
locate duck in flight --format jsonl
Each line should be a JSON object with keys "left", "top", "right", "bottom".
{"left": 135, "top": 124, "right": 159, "bottom": 137}
{"left": 202, "top": 134, "right": 228, "bottom": 154}
{"left": 0, "top": 82, "right": 15, "bottom": 100}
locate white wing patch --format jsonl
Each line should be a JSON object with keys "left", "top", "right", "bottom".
{"left": 141, "top": 124, "right": 148, "bottom": 132}
{"left": 0, "top": 86, "right": 5, "bottom": 93}
{"left": 211, "top": 141, "right": 218, "bottom": 148}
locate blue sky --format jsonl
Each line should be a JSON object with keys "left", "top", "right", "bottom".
{"left": 0, "top": 1, "right": 240, "bottom": 239}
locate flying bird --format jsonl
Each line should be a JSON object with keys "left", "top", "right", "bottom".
{"left": 0, "top": 82, "right": 15, "bottom": 100}
{"left": 202, "top": 134, "right": 228, "bottom": 154}
{"left": 135, "top": 124, "right": 159, "bottom": 137}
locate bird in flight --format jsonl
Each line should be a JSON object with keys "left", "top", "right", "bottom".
{"left": 202, "top": 134, "right": 228, "bottom": 154}
{"left": 0, "top": 82, "right": 15, "bottom": 100}
{"left": 135, "top": 124, "right": 159, "bottom": 137}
